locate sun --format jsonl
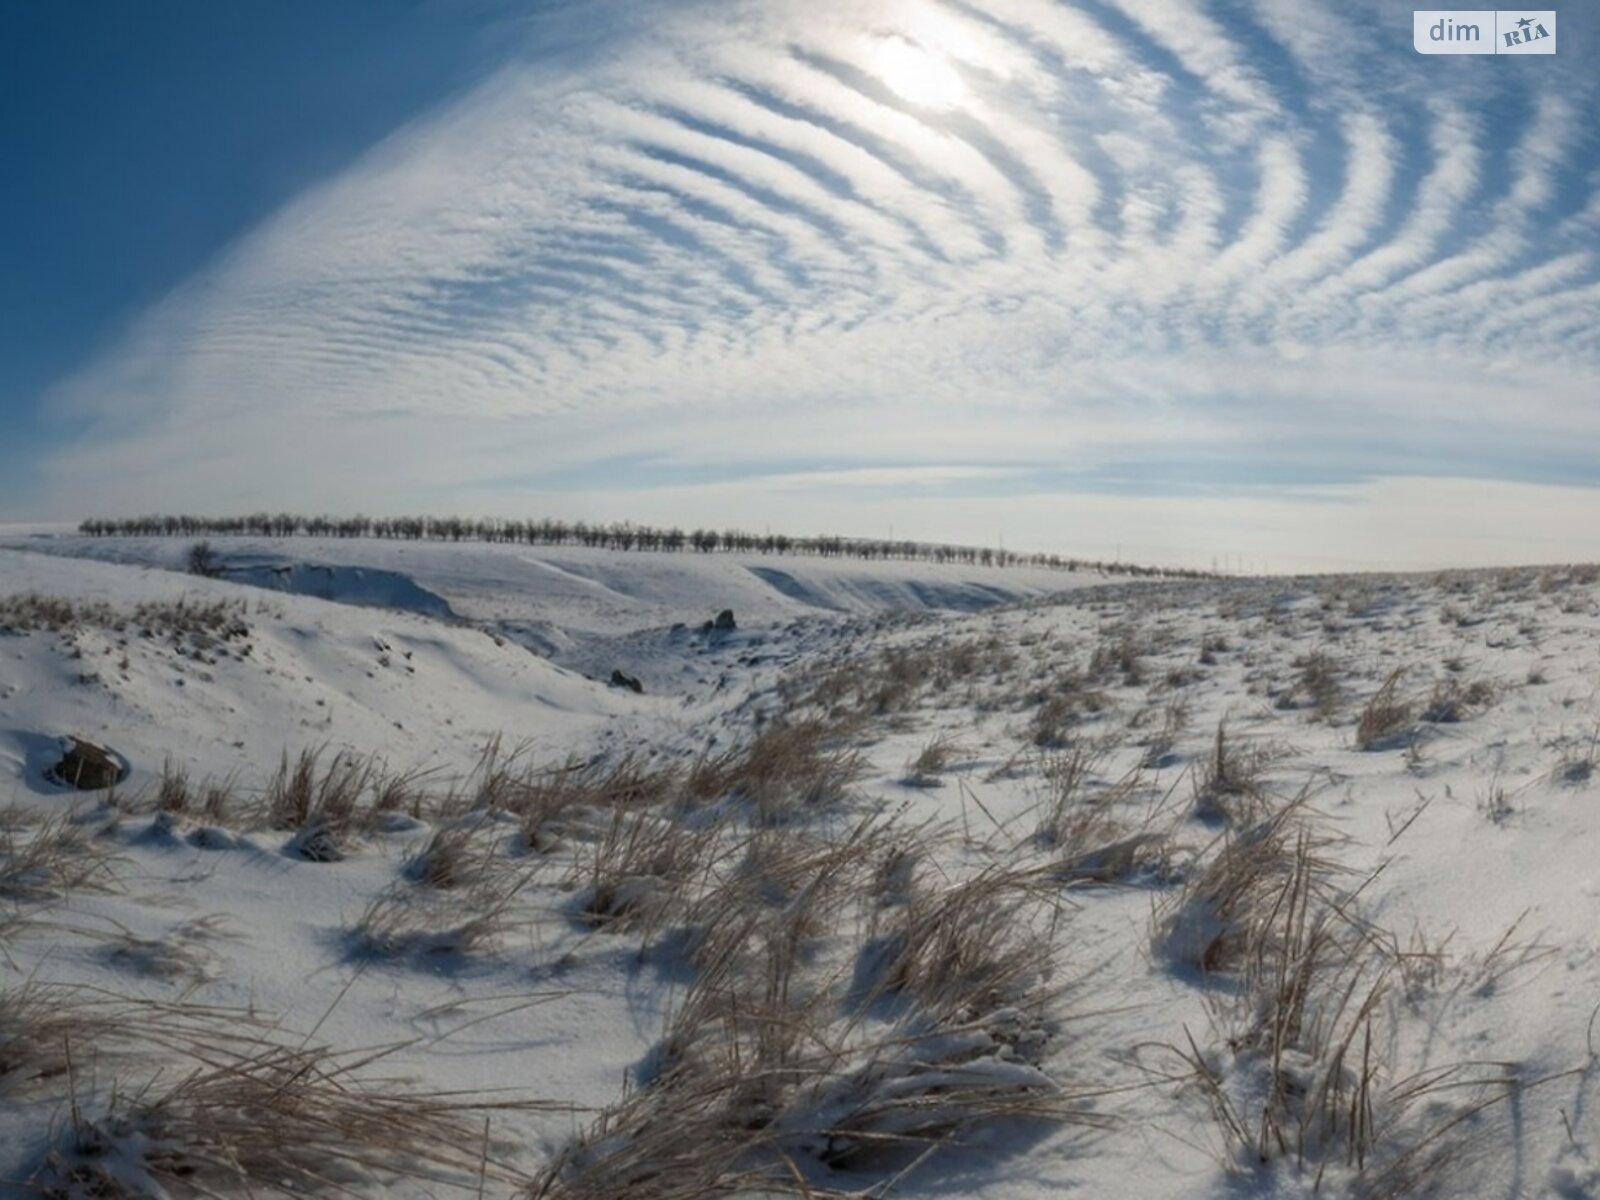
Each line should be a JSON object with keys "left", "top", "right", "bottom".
{"left": 871, "top": 37, "right": 967, "bottom": 110}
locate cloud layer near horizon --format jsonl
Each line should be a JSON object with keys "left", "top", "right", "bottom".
{"left": 34, "top": 0, "right": 1600, "bottom": 570}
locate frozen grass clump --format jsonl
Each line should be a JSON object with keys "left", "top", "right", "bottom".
{"left": 1, "top": 986, "right": 275, "bottom": 1101}
{"left": 1550, "top": 732, "right": 1598, "bottom": 787}
{"left": 402, "top": 813, "right": 502, "bottom": 890}
{"left": 1138, "top": 697, "right": 1189, "bottom": 768}
{"left": 0, "top": 809, "right": 122, "bottom": 904}
{"left": 1156, "top": 779, "right": 1545, "bottom": 1194}
{"left": 38, "top": 1038, "right": 548, "bottom": 1198}
{"left": 354, "top": 872, "right": 534, "bottom": 960}
{"left": 1356, "top": 669, "right": 1413, "bottom": 751}
{"left": 1193, "top": 723, "right": 1280, "bottom": 826}
{"left": 1024, "top": 669, "right": 1109, "bottom": 750}
{"left": 901, "top": 732, "right": 962, "bottom": 788}
{"left": 495, "top": 750, "right": 680, "bottom": 854}
{"left": 1087, "top": 627, "right": 1149, "bottom": 688}
{"left": 254, "top": 748, "right": 433, "bottom": 861}
{"left": 0, "top": 593, "right": 248, "bottom": 643}
{"left": 861, "top": 864, "right": 1060, "bottom": 1021}
{"left": 1419, "top": 677, "right": 1496, "bottom": 724}
{"left": 0, "top": 984, "right": 130, "bottom": 1096}
{"left": 685, "top": 719, "right": 863, "bottom": 824}
{"left": 535, "top": 842, "right": 1087, "bottom": 1200}
{"left": 1283, "top": 651, "right": 1343, "bottom": 718}
{"left": 1031, "top": 744, "right": 1104, "bottom": 847}
{"left": 1057, "top": 830, "right": 1169, "bottom": 886}
{"left": 570, "top": 805, "right": 726, "bottom": 934}
{"left": 261, "top": 747, "right": 369, "bottom": 853}
{"left": 100, "top": 915, "right": 233, "bottom": 985}
{"left": 356, "top": 821, "right": 537, "bottom": 959}
{"left": 1156, "top": 799, "right": 1331, "bottom": 975}
{"left": 790, "top": 632, "right": 1028, "bottom": 726}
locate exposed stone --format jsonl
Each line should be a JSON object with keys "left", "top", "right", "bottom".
{"left": 713, "top": 609, "right": 737, "bottom": 631}
{"left": 52, "top": 738, "right": 126, "bottom": 790}
{"left": 609, "top": 668, "right": 644, "bottom": 694}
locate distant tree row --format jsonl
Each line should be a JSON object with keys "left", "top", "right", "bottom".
{"left": 76, "top": 514, "right": 1209, "bottom": 579}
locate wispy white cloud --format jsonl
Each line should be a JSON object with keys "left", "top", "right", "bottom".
{"left": 1242, "top": 110, "right": 1398, "bottom": 312}
{"left": 1101, "top": 0, "right": 1281, "bottom": 134}
{"left": 33, "top": 0, "right": 1600, "bottom": 566}
{"left": 1317, "top": 102, "right": 1482, "bottom": 298}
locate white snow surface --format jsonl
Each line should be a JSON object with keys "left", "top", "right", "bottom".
{"left": 3, "top": 537, "right": 1600, "bottom": 1198}
{"left": 0, "top": 529, "right": 1099, "bottom": 629}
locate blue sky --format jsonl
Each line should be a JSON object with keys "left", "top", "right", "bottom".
{"left": 3, "top": 0, "right": 1597, "bottom": 570}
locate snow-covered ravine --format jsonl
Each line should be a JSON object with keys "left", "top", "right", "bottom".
{"left": 4, "top": 543, "right": 1600, "bottom": 1199}
{"left": 0, "top": 530, "right": 1102, "bottom": 628}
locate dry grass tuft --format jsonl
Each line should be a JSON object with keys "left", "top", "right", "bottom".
{"left": 0, "top": 810, "right": 122, "bottom": 904}
{"left": 1283, "top": 652, "right": 1343, "bottom": 719}
{"left": 1029, "top": 747, "right": 1168, "bottom": 885}
{"left": 100, "top": 915, "right": 233, "bottom": 985}
{"left": 1031, "top": 745, "right": 1105, "bottom": 848}
{"left": 1057, "top": 828, "right": 1169, "bottom": 886}
{"left": 571, "top": 806, "right": 724, "bottom": 933}
{"left": 498, "top": 751, "right": 679, "bottom": 853}
{"left": 357, "top": 825, "right": 538, "bottom": 959}
{"left": 1419, "top": 678, "right": 1495, "bottom": 725}
{"left": 686, "top": 720, "right": 863, "bottom": 824}
{"left": 263, "top": 747, "right": 361, "bottom": 829}
{"left": 788, "top": 632, "right": 1021, "bottom": 723}
{"left": 535, "top": 842, "right": 1083, "bottom": 1200}
{"left": 355, "top": 874, "right": 533, "bottom": 960}
{"left": 41, "top": 1036, "right": 548, "bottom": 1197}
{"left": 0, "top": 984, "right": 126, "bottom": 1095}
{"left": 256, "top": 747, "right": 401, "bottom": 860}
{"left": 156, "top": 758, "right": 192, "bottom": 812}
{"left": 404, "top": 815, "right": 496, "bottom": 890}
{"left": 1, "top": 986, "right": 270, "bottom": 1099}
{"left": 1155, "top": 777, "right": 1543, "bottom": 1192}
{"left": 1193, "top": 723, "right": 1278, "bottom": 826}
{"left": 1087, "top": 628, "right": 1148, "bottom": 688}
{"left": 534, "top": 1034, "right": 1075, "bottom": 1200}
{"left": 1156, "top": 798, "right": 1335, "bottom": 975}
{"left": 1550, "top": 728, "right": 1599, "bottom": 787}
{"left": 861, "top": 865, "right": 1059, "bottom": 1021}
{"left": 1025, "top": 669, "right": 1108, "bottom": 750}
{"left": 1139, "top": 698, "right": 1190, "bottom": 768}
{"left": 0, "top": 593, "right": 249, "bottom": 643}
{"left": 1356, "top": 669, "right": 1413, "bottom": 751}
{"left": 902, "top": 732, "right": 962, "bottom": 788}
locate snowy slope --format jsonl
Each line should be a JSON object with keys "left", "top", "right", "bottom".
{"left": 5, "top": 545, "right": 1600, "bottom": 1199}
{"left": 0, "top": 548, "right": 638, "bottom": 795}
{"left": 0, "top": 529, "right": 1113, "bottom": 629}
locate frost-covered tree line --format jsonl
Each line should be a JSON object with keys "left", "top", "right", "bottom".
{"left": 77, "top": 514, "right": 1207, "bottom": 578}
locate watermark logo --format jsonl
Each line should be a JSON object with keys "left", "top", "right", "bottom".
{"left": 1414, "top": 10, "right": 1556, "bottom": 54}
{"left": 1499, "top": 10, "right": 1554, "bottom": 50}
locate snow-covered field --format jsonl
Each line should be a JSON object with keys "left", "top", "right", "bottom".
{"left": 3, "top": 533, "right": 1600, "bottom": 1198}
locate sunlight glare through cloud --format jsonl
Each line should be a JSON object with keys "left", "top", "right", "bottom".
{"left": 870, "top": 35, "right": 967, "bottom": 109}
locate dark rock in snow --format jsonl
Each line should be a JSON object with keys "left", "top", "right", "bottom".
{"left": 50, "top": 737, "right": 127, "bottom": 790}
{"left": 713, "top": 609, "right": 737, "bottom": 631}
{"left": 610, "top": 669, "right": 644, "bottom": 694}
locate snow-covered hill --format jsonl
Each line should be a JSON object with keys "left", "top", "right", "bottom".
{"left": 0, "top": 529, "right": 1108, "bottom": 628}
{"left": 4, "top": 541, "right": 1600, "bottom": 1200}
{"left": 0, "top": 534, "right": 1117, "bottom": 794}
